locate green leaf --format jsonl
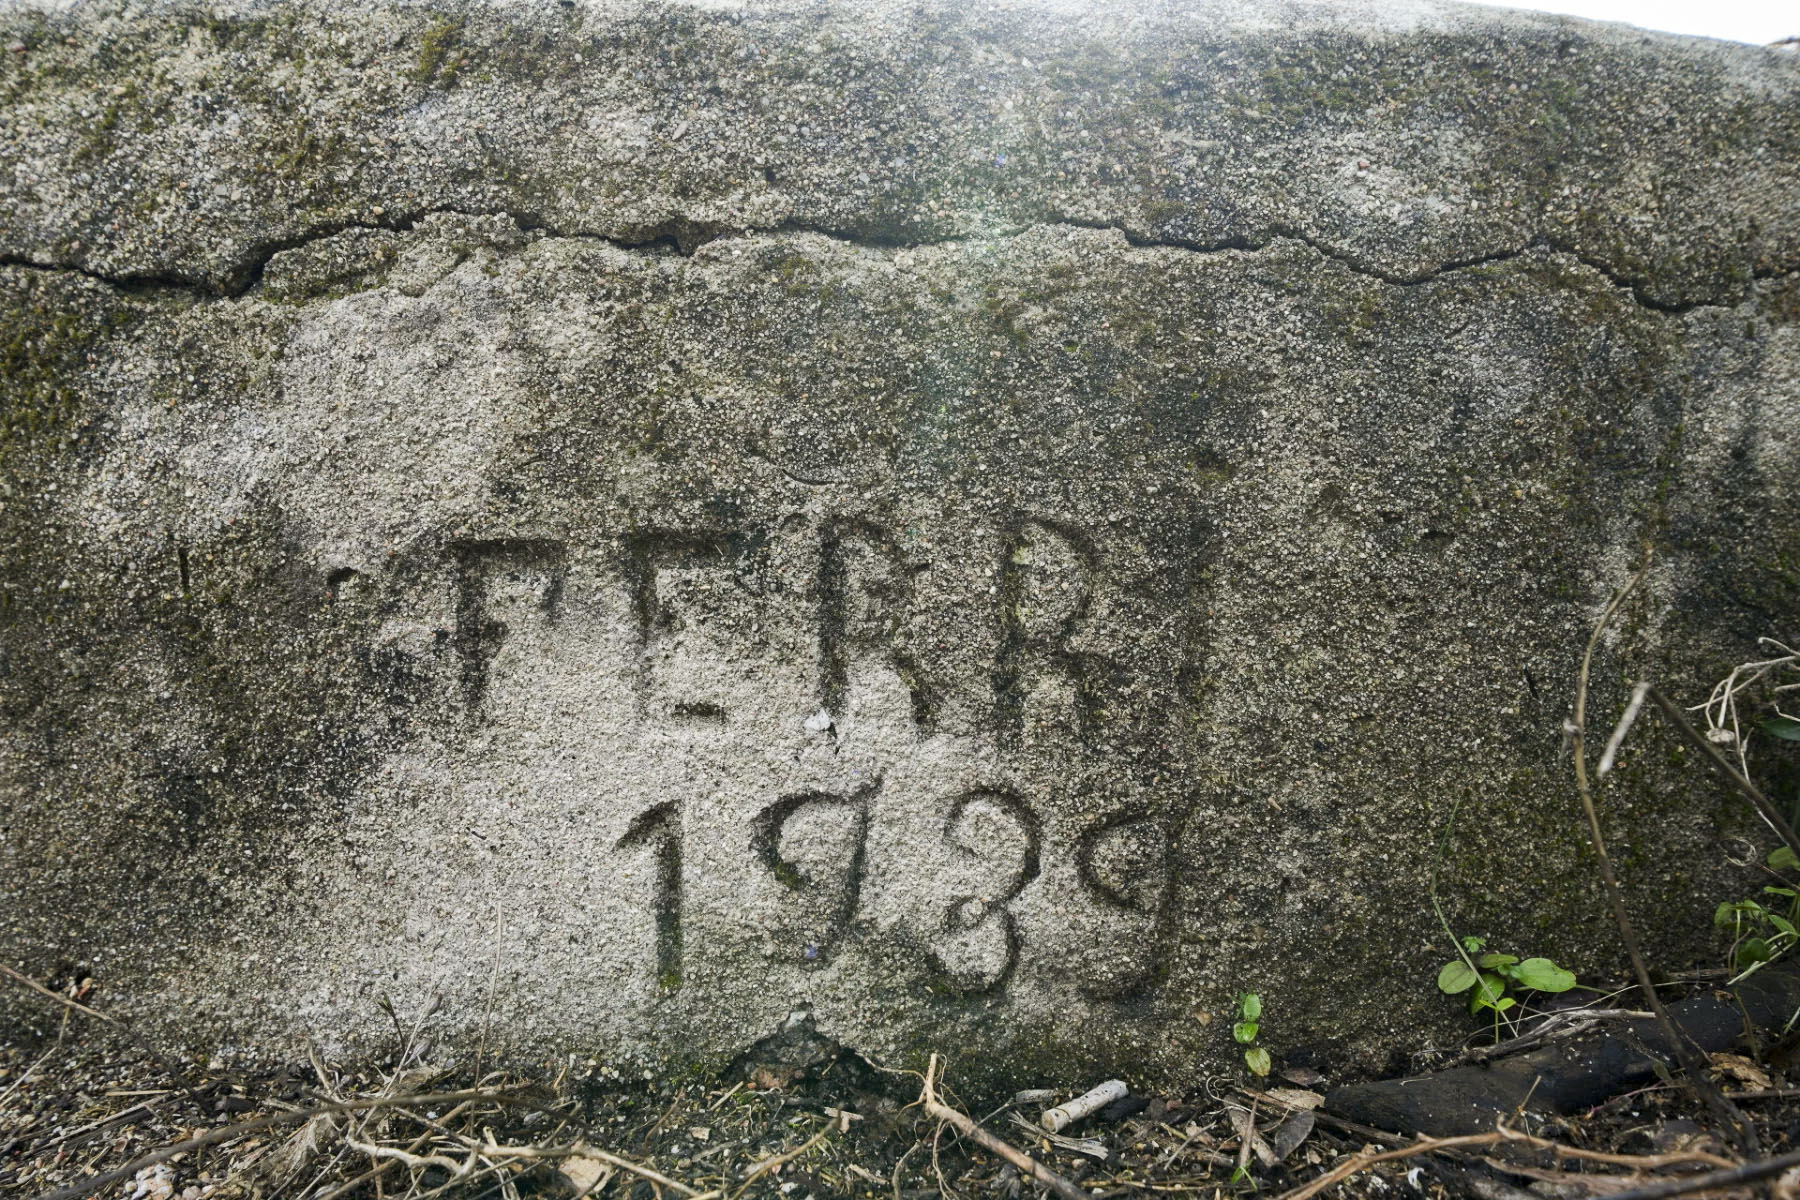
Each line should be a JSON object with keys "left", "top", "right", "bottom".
{"left": 1737, "top": 937, "right": 1773, "bottom": 969}
{"left": 1771, "top": 914, "right": 1798, "bottom": 938}
{"left": 1469, "top": 973, "right": 1508, "bottom": 1014}
{"left": 1240, "top": 993, "right": 1262, "bottom": 1022}
{"left": 1460, "top": 936, "right": 1486, "bottom": 954}
{"left": 1770, "top": 846, "right": 1800, "bottom": 871}
{"left": 1511, "top": 958, "right": 1577, "bottom": 993}
{"left": 1766, "top": 888, "right": 1798, "bottom": 899}
{"left": 1234, "top": 1021, "right": 1260, "bottom": 1045}
{"left": 1720, "top": 899, "right": 1769, "bottom": 927}
{"left": 1493, "top": 997, "right": 1517, "bottom": 1012}
{"left": 1437, "top": 961, "right": 1480, "bottom": 995}
{"left": 1476, "top": 953, "right": 1519, "bottom": 969}
{"left": 1245, "top": 1047, "right": 1272, "bottom": 1077}
{"left": 1763, "top": 716, "right": 1800, "bottom": 742}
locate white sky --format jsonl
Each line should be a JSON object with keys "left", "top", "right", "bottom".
{"left": 1464, "top": 0, "right": 1797, "bottom": 44}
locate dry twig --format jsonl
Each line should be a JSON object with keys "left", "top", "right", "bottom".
{"left": 1567, "top": 559, "right": 1760, "bottom": 1157}
{"left": 1648, "top": 685, "right": 1800, "bottom": 866}
{"left": 719, "top": 1123, "right": 836, "bottom": 1200}
{"left": 0, "top": 964, "right": 112, "bottom": 1025}
{"left": 919, "top": 1054, "right": 1088, "bottom": 1200}
{"left": 30, "top": 1088, "right": 554, "bottom": 1200}
{"left": 1272, "top": 1131, "right": 1507, "bottom": 1200}
{"left": 1272, "top": 1121, "right": 1731, "bottom": 1200}
{"left": 1601, "top": 1144, "right": 1800, "bottom": 1200}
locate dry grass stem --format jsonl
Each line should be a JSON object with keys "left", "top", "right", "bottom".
{"left": 919, "top": 1055, "right": 1088, "bottom": 1200}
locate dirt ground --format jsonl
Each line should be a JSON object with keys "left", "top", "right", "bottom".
{"left": 7, "top": 969, "right": 1800, "bottom": 1200}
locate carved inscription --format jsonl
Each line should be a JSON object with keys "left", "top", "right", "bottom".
{"left": 453, "top": 539, "right": 567, "bottom": 717}
{"left": 615, "top": 801, "right": 684, "bottom": 991}
{"left": 627, "top": 530, "right": 760, "bottom": 722}
{"left": 441, "top": 515, "right": 1190, "bottom": 1001}
{"left": 1074, "top": 811, "right": 1176, "bottom": 999}
{"left": 818, "top": 520, "right": 931, "bottom": 725}
{"left": 752, "top": 780, "right": 878, "bottom": 965}
{"left": 923, "top": 790, "right": 1041, "bottom": 994}
{"left": 604, "top": 787, "right": 1172, "bottom": 999}
{"left": 994, "top": 521, "right": 1100, "bottom": 744}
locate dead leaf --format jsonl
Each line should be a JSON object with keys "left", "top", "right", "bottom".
{"left": 1267, "top": 1110, "right": 1316, "bottom": 1163}
{"left": 1711, "top": 1052, "right": 1772, "bottom": 1090}
{"left": 1227, "top": 1105, "right": 1276, "bottom": 1168}
{"left": 559, "top": 1149, "right": 614, "bottom": 1198}
{"left": 266, "top": 1112, "right": 342, "bottom": 1185}
{"left": 1281, "top": 1066, "right": 1326, "bottom": 1087}
{"left": 1260, "top": 1088, "right": 1324, "bottom": 1111}
{"left": 751, "top": 1067, "right": 797, "bottom": 1091}
{"left": 1648, "top": 1119, "right": 1718, "bottom": 1156}
{"left": 129, "top": 1166, "right": 176, "bottom": 1200}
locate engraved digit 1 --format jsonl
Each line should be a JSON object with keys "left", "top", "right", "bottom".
{"left": 616, "top": 802, "right": 683, "bottom": 992}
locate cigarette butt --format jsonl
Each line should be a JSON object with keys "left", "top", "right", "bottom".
{"left": 1042, "top": 1079, "right": 1128, "bottom": 1132}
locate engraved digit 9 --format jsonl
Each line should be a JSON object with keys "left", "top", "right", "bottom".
{"left": 752, "top": 779, "right": 878, "bottom": 966}
{"left": 1073, "top": 810, "right": 1174, "bottom": 999}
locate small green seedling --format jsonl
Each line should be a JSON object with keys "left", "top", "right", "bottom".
{"left": 1717, "top": 846, "right": 1800, "bottom": 975}
{"left": 1436, "top": 936, "right": 1577, "bottom": 1036}
{"left": 1234, "top": 992, "right": 1271, "bottom": 1077}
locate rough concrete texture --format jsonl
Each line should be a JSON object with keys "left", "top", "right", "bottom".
{"left": 1, "top": 0, "right": 1798, "bottom": 1086}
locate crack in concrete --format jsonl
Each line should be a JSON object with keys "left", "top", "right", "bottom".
{"left": 2, "top": 207, "right": 1794, "bottom": 317}
{"left": 1043, "top": 216, "right": 1795, "bottom": 315}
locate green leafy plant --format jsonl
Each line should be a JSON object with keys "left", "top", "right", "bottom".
{"left": 1765, "top": 715, "right": 1800, "bottom": 743}
{"left": 1429, "top": 799, "right": 1579, "bottom": 1037}
{"left": 1436, "top": 936, "right": 1577, "bottom": 1035}
{"left": 1234, "top": 992, "right": 1271, "bottom": 1077}
{"left": 1717, "top": 846, "right": 1800, "bottom": 974}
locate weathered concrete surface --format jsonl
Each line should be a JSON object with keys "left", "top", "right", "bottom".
{"left": 1, "top": 0, "right": 1797, "bottom": 1084}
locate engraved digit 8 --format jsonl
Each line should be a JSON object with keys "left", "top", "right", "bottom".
{"left": 925, "top": 789, "right": 1041, "bottom": 994}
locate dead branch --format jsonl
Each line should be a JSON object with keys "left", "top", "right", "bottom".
{"left": 0, "top": 963, "right": 216, "bottom": 1116}
{"left": 343, "top": 1136, "right": 474, "bottom": 1176}
{"left": 1042, "top": 1080, "right": 1127, "bottom": 1132}
{"left": 1270, "top": 1115, "right": 1735, "bottom": 1200}
{"left": 1726, "top": 1088, "right": 1800, "bottom": 1100}
{"left": 313, "top": 1123, "right": 447, "bottom": 1200}
{"left": 1600, "top": 1145, "right": 1800, "bottom": 1200}
{"left": 919, "top": 1054, "right": 1089, "bottom": 1200}
{"left": 1647, "top": 685, "right": 1800, "bottom": 866}
{"left": 433, "top": 1129, "right": 707, "bottom": 1199}
{"left": 1442, "top": 1008, "right": 1653, "bottom": 1067}
{"left": 1568, "top": 561, "right": 1761, "bottom": 1157}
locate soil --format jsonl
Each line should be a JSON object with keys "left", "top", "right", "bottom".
{"left": 7, "top": 975, "right": 1800, "bottom": 1200}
